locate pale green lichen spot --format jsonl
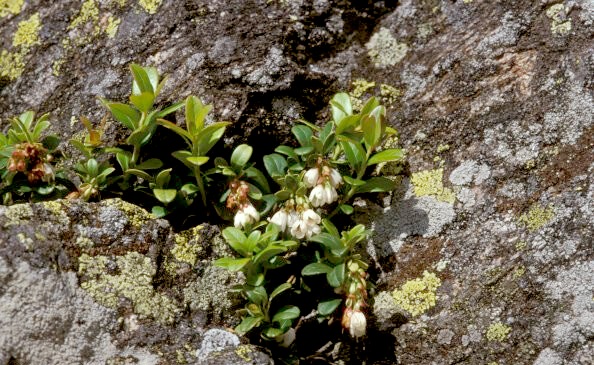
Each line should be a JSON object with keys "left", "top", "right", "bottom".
{"left": 411, "top": 168, "right": 456, "bottom": 204}
{"left": 3, "top": 203, "right": 33, "bottom": 227}
{"left": 138, "top": 0, "right": 162, "bottom": 14}
{"left": 13, "top": 13, "right": 42, "bottom": 49}
{"left": 0, "top": 49, "right": 25, "bottom": 80}
{"left": 366, "top": 27, "right": 409, "bottom": 68}
{"left": 68, "top": 0, "right": 99, "bottom": 30}
{"left": 0, "top": 0, "right": 24, "bottom": 18}
{"left": 486, "top": 321, "right": 511, "bottom": 342}
{"left": 392, "top": 271, "right": 442, "bottom": 317}
{"left": 546, "top": 3, "right": 572, "bottom": 36}
{"left": 517, "top": 204, "right": 555, "bottom": 231}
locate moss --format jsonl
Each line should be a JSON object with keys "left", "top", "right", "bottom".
{"left": 546, "top": 3, "right": 571, "bottom": 36}
{"left": 379, "top": 84, "right": 402, "bottom": 105}
{"left": 0, "top": 49, "right": 25, "bottom": 80}
{"left": 517, "top": 204, "right": 554, "bottom": 231}
{"left": 68, "top": 0, "right": 99, "bottom": 30}
{"left": 138, "top": 0, "right": 162, "bottom": 14}
{"left": 486, "top": 321, "right": 511, "bottom": 342}
{"left": 0, "top": 0, "right": 23, "bottom": 18}
{"left": 392, "top": 271, "right": 441, "bottom": 317}
{"left": 13, "top": 13, "right": 41, "bottom": 49}
{"left": 106, "top": 198, "right": 155, "bottom": 228}
{"left": 3, "top": 203, "right": 33, "bottom": 227}
{"left": 411, "top": 168, "right": 456, "bottom": 204}
{"left": 171, "top": 225, "right": 204, "bottom": 267}
{"left": 105, "top": 16, "right": 121, "bottom": 38}
{"left": 366, "top": 27, "right": 409, "bottom": 68}
{"left": 41, "top": 200, "right": 70, "bottom": 226}
{"left": 78, "top": 252, "right": 180, "bottom": 324}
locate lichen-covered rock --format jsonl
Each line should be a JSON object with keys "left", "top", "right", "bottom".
{"left": 0, "top": 0, "right": 593, "bottom": 364}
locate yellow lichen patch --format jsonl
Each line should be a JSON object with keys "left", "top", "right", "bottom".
{"left": 350, "top": 79, "right": 376, "bottom": 111}
{"left": 515, "top": 240, "right": 527, "bottom": 251}
{"left": 68, "top": 0, "right": 99, "bottom": 30}
{"left": 546, "top": 3, "right": 572, "bottom": 36}
{"left": 0, "top": 49, "right": 25, "bottom": 80}
{"left": 138, "top": 0, "right": 162, "bottom": 14}
{"left": 105, "top": 16, "right": 121, "bottom": 38}
{"left": 379, "top": 84, "right": 401, "bottom": 105}
{"left": 41, "top": 200, "right": 70, "bottom": 226}
{"left": 411, "top": 168, "right": 456, "bottom": 203}
{"left": 13, "top": 13, "right": 42, "bottom": 49}
{"left": 3, "top": 203, "right": 33, "bottom": 227}
{"left": 171, "top": 226, "right": 204, "bottom": 267}
{"left": 392, "top": 271, "right": 441, "bottom": 317}
{"left": 79, "top": 252, "right": 180, "bottom": 324}
{"left": 486, "top": 322, "right": 511, "bottom": 342}
{"left": 0, "top": 0, "right": 23, "bottom": 18}
{"left": 517, "top": 204, "right": 554, "bottom": 231}
{"left": 107, "top": 198, "right": 155, "bottom": 228}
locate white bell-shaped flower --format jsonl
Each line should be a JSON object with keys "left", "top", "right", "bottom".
{"left": 303, "top": 168, "right": 320, "bottom": 188}
{"left": 328, "top": 168, "right": 343, "bottom": 188}
{"left": 349, "top": 310, "right": 366, "bottom": 338}
{"left": 234, "top": 203, "right": 259, "bottom": 228}
{"left": 269, "top": 209, "right": 289, "bottom": 231}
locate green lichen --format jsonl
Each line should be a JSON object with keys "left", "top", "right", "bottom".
{"left": 235, "top": 345, "right": 254, "bottom": 362}
{"left": 138, "top": 0, "right": 162, "bottom": 14}
{"left": 392, "top": 271, "right": 441, "bottom": 317}
{"left": 41, "top": 200, "right": 70, "bottom": 226}
{"left": 486, "top": 322, "right": 511, "bottom": 342}
{"left": 436, "top": 144, "right": 450, "bottom": 153}
{"left": 515, "top": 240, "right": 527, "bottom": 251}
{"left": 349, "top": 79, "right": 376, "bottom": 111}
{"left": 105, "top": 16, "right": 121, "bottom": 38}
{"left": 78, "top": 252, "right": 180, "bottom": 324}
{"left": 106, "top": 198, "right": 155, "bottom": 228}
{"left": 411, "top": 168, "right": 456, "bottom": 203}
{"left": 517, "top": 204, "right": 554, "bottom": 231}
{"left": 76, "top": 236, "right": 94, "bottom": 249}
{"left": 546, "top": 3, "right": 572, "bottom": 36}
{"left": 417, "top": 23, "right": 433, "bottom": 39}
{"left": 13, "top": 13, "right": 41, "bottom": 49}
{"left": 380, "top": 84, "right": 402, "bottom": 105}
{"left": 366, "top": 27, "right": 409, "bottom": 68}
{"left": 183, "top": 265, "right": 241, "bottom": 321}
{"left": 52, "top": 58, "right": 65, "bottom": 76}
{"left": 0, "top": 49, "right": 25, "bottom": 80}
{"left": 171, "top": 225, "right": 204, "bottom": 266}
{"left": 513, "top": 266, "right": 525, "bottom": 279}
{"left": 3, "top": 203, "right": 33, "bottom": 227}
{"left": 16, "top": 232, "right": 33, "bottom": 247}
{"left": 0, "top": 0, "right": 23, "bottom": 18}
{"left": 68, "top": 0, "right": 99, "bottom": 30}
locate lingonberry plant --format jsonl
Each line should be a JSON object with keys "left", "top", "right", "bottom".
{"left": 0, "top": 64, "right": 404, "bottom": 348}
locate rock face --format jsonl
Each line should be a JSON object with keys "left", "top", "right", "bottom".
{"left": 1, "top": 1, "right": 593, "bottom": 364}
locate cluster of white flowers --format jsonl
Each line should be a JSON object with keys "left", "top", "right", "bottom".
{"left": 234, "top": 203, "right": 260, "bottom": 228}
{"left": 269, "top": 203, "right": 322, "bottom": 240}
{"left": 304, "top": 166, "right": 342, "bottom": 207}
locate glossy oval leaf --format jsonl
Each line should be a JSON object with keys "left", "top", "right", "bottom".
{"left": 235, "top": 316, "right": 262, "bottom": 336}
{"left": 272, "top": 305, "right": 300, "bottom": 323}
{"left": 317, "top": 298, "right": 342, "bottom": 316}
{"left": 103, "top": 102, "right": 139, "bottom": 130}
{"left": 367, "top": 149, "right": 404, "bottom": 166}
{"left": 291, "top": 125, "right": 313, "bottom": 147}
{"left": 231, "top": 144, "right": 253, "bottom": 168}
{"left": 153, "top": 189, "right": 177, "bottom": 204}
{"left": 326, "top": 263, "right": 346, "bottom": 288}
{"left": 263, "top": 153, "right": 287, "bottom": 177}
{"left": 302, "top": 262, "right": 333, "bottom": 276}
{"left": 356, "top": 176, "right": 396, "bottom": 193}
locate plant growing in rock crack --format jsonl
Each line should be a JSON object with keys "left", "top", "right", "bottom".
{"left": 101, "top": 63, "right": 183, "bottom": 193}
{"left": 0, "top": 111, "right": 69, "bottom": 204}
{"left": 216, "top": 93, "right": 404, "bottom": 343}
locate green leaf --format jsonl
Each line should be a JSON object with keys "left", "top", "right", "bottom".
{"left": 330, "top": 92, "right": 352, "bottom": 124}
{"left": 272, "top": 305, "right": 300, "bottom": 323}
{"left": 231, "top": 144, "right": 253, "bottom": 168}
{"left": 294, "top": 146, "right": 314, "bottom": 156}
{"left": 246, "top": 286, "right": 268, "bottom": 306}
{"left": 42, "top": 135, "right": 60, "bottom": 151}
{"left": 327, "top": 263, "right": 345, "bottom": 288}
{"left": 86, "top": 158, "right": 99, "bottom": 176}
{"left": 103, "top": 102, "right": 139, "bottom": 130}
{"left": 154, "top": 168, "right": 171, "bottom": 188}
{"left": 135, "top": 158, "right": 163, "bottom": 170}
{"left": 186, "top": 156, "right": 209, "bottom": 166}
{"left": 196, "top": 122, "right": 229, "bottom": 155}
{"left": 360, "top": 96, "right": 380, "bottom": 115}
{"left": 172, "top": 150, "right": 192, "bottom": 165}
{"left": 32, "top": 119, "right": 50, "bottom": 141}
{"left": 235, "top": 316, "right": 262, "bottom": 336}
{"left": 181, "top": 183, "right": 199, "bottom": 195}
{"left": 263, "top": 153, "right": 287, "bottom": 177}
{"left": 245, "top": 167, "right": 270, "bottom": 194}
{"left": 125, "top": 169, "right": 152, "bottom": 181}
{"left": 185, "top": 96, "right": 211, "bottom": 135}
{"left": 336, "top": 114, "right": 360, "bottom": 135}
{"left": 244, "top": 230, "right": 262, "bottom": 253}
{"left": 36, "top": 185, "right": 55, "bottom": 195}
{"left": 291, "top": 125, "right": 313, "bottom": 147}
{"left": 321, "top": 218, "right": 339, "bottom": 237}
{"left": 215, "top": 257, "right": 251, "bottom": 271}
{"left": 262, "top": 327, "right": 285, "bottom": 339}
{"left": 222, "top": 227, "right": 248, "bottom": 256}
{"left": 253, "top": 245, "right": 287, "bottom": 266}
{"left": 151, "top": 206, "right": 167, "bottom": 218}
{"left": 129, "top": 92, "right": 155, "bottom": 113}
{"left": 339, "top": 139, "right": 365, "bottom": 170}
{"left": 356, "top": 176, "right": 396, "bottom": 193}
{"left": 339, "top": 204, "right": 354, "bottom": 215}
{"left": 302, "top": 262, "right": 333, "bottom": 275}
{"left": 367, "top": 149, "right": 404, "bottom": 165}
{"left": 274, "top": 145, "right": 298, "bottom": 161}
{"left": 130, "top": 63, "right": 154, "bottom": 94}
{"left": 116, "top": 152, "right": 131, "bottom": 171}
{"left": 143, "top": 66, "right": 161, "bottom": 94}
{"left": 19, "top": 111, "right": 35, "bottom": 129}
{"left": 156, "top": 101, "right": 184, "bottom": 118}
{"left": 126, "top": 125, "right": 155, "bottom": 147}
{"left": 317, "top": 298, "right": 342, "bottom": 316}
{"left": 157, "top": 119, "right": 191, "bottom": 141}
{"left": 309, "top": 233, "right": 343, "bottom": 252}
{"left": 343, "top": 176, "right": 366, "bottom": 186}
{"left": 153, "top": 189, "right": 176, "bottom": 204}
{"left": 269, "top": 283, "right": 291, "bottom": 302}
